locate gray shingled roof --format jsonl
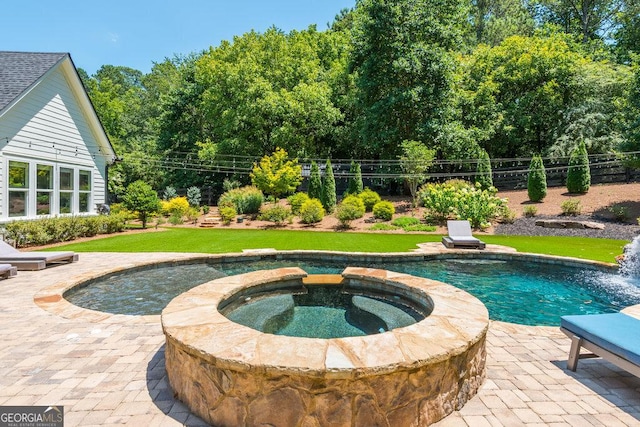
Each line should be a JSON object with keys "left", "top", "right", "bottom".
{"left": 0, "top": 51, "right": 68, "bottom": 113}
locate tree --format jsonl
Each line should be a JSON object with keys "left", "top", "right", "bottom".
{"left": 475, "top": 149, "right": 493, "bottom": 190}
{"left": 471, "top": 0, "right": 535, "bottom": 45}
{"left": 399, "top": 140, "right": 435, "bottom": 207}
{"left": 350, "top": 0, "right": 468, "bottom": 157}
{"left": 527, "top": 155, "right": 548, "bottom": 202}
{"left": 346, "top": 161, "right": 363, "bottom": 195}
{"left": 321, "top": 159, "right": 337, "bottom": 213}
{"left": 250, "top": 148, "right": 303, "bottom": 200}
{"left": 121, "top": 180, "right": 160, "bottom": 229}
{"left": 308, "top": 161, "right": 323, "bottom": 200}
{"left": 620, "top": 64, "right": 640, "bottom": 166}
{"left": 566, "top": 140, "right": 591, "bottom": 193}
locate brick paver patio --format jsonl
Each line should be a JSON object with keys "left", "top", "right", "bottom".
{"left": 0, "top": 253, "right": 638, "bottom": 426}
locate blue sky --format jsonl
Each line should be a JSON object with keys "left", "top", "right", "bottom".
{"left": 4, "top": 0, "right": 355, "bottom": 75}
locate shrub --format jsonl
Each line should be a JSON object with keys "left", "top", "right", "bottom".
{"left": 372, "top": 201, "right": 395, "bottom": 221}
{"left": 527, "top": 155, "right": 547, "bottom": 202}
{"left": 258, "top": 205, "right": 292, "bottom": 225}
{"left": 608, "top": 204, "right": 630, "bottom": 222}
{"left": 168, "top": 213, "right": 184, "bottom": 225}
{"left": 341, "top": 195, "right": 365, "bottom": 214}
{"left": 321, "top": 159, "right": 337, "bottom": 213}
{"left": 163, "top": 186, "right": 177, "bottom": 200}
{"left": 561, "top": 199, "right": 582, "bottom": 216}
{"left": 121, "top": 180, "right": 161, "bottom": 229}
{"left": 166, "top": 197, "right": 190, "bottom": 218}
{"left": 475, "top": 149, "right": 493, "bottom": 190}
{"left": 566, "top": 140, "right": 591, "bottom": 193}
{"left": 299, "top": 199, "right": 325, "bottom": 224}
{"left": 308, "top": 161, "right": 322, "bottom": 200}
{"left": 500, "top": 207, "right": 517, "bottom": 224}
{"left": 218, "top": 186, "right": 264, "bottom": 214}
{"left": 202, "top": 205, "right": 210, "bottom": 215}
{"left": 523, "top": 206, "right": 538, "bottom": 217}
{"left": 287, "top": 192, "right": 310, "bottom": 215}
{"left": 345, "top": 161, "right": 363, "bottom": 196}
{"left": 369, "top": 223, "right": 399, "bottom": 231}
{"left": 219, "top": 205, "right": 237, "bottom": 225}
{"left": 335, "top": 203, "right": 364, "bottom": 228}
{"left": 186, "top": 186, "right": 202, "bottom": 207}
{"left": 359, "top": 188, "right": 382, "bottom": 212}
{"left": 391, "top": 216, "right": 421, "bottom": 228}
{"left": 403, "top": 224, "right": 437, "bottom": 232}
{"left": 222, "top": 179, "right": 242, "bottom": 192}
{"left": 186, "top": 207, "right": 200, "bottom": 223}
{"left": 418, "top": 180, "right": 508, "bottom": 229}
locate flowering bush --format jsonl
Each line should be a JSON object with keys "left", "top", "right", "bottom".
{"left": 418, "top": 180, "right": 508, "bottom": 229}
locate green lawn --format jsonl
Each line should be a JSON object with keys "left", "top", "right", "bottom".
{"left": 51, "top": 228, "right": 627, "bottom": 264}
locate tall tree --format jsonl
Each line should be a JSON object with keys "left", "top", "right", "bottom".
{"left": 350, "top": 0, "right": 469, "bottom": 157}
{"left": 471, "top": 0, "right": 535, "bottom": 45}
{"left": 308, "top": 161, "right": 323, "bottom": 200}
{"left": 321, "top": 159, "right": 337, "bottom": 212}
{"left": 399, "top": 140, "right": 435, "bottom": 207}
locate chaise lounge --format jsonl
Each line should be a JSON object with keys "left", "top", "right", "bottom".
{"left": 560, "top": 312, "right": 640, "bottom": 377}
{"left": 441, "top": 220, "right": 486, "bottom": 249}
{"left": 0, "top": 263, "right": 17, "bottom": 279}
{"left": 0, "top": 240, "right": 78, "bottom": 271}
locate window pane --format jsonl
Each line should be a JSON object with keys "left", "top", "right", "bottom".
{"left": 9, "top": 191, "right": 27, "bottom": 217}
{"left": 79, "top": 170, "right": 91, "bottom": 191}
{"left": 79, "top": 193, "right": 90, "bottom": 213}
{"left": 37, "top": 192, "right": 51, "bottom": 215}
{"left": 37, "top": 165, "right": 53, "bottom": 189}
{"left": 60, "top": 168, "right": 74, "bottom": 190}
{"left": 9, "top": 161, "right": 29, "bottom": 188}
{"left": 60, "top": 192, "right": 73, "bottom": 214}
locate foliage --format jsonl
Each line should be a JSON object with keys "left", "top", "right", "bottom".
{"left": 470, "top": 0, "right": 535, "bottom": 46}
{"left": 258, "top": 205, "right": 293, "bottom": 225}
{"left": 186, "top": 186, "right": 202, "bottom": 207}
{"left": 321, "top": 159, "right": 337, "bottom": 213}
{"left": 4, "top": 214, "right": 127, "bottom": 248}
{"left": 307, "top": 162, "right": 323, "bottom": 201}
{"left": 608, "top": 204, "right": 630, "bottom": 222}
{"left": 335, "top": 204, "right": 364, "bottom": 228}
{"left": 350, "top": 0, "right": 468, "bottom": 157}
{"left": 369, "top": 223, "right": 399, "bottom": 231}
{"left": 341, "top": 195, "right": 366, "bottom": 213}
{"left": 475, "top": 149, "right": 493, "bottom": 190}
{"left": 168, "top": 213, "right": 184, "bottom": 225}
{"left": 299, "top": 199, "right": 325, "bottom": 224}
{"left": 566, "top": 140, "right": 591, "bottom": 193}
{"left": 287, "top": 192, "right": 311, "bottom": 215}
{"left": 561, "top": 199, "right": 582, "bottom": 215}
{"left": 391, "top": 216, "right": 421, "bottom": 228}
{"left": 358, "top": 188, "right": 381, "bottom": 212}
{"left": 403, "top": 224, "right": 437, "bottom": 232}
{"left": 527, "top": 155, "right": 548, "bottom": 202}
{"left": 218, "top": 186, "right": 264, "bottom": 214}
{"left": 202, "top": 205, "right": 210, "bottom": 215}
{"left": 163, "top": 186, "right": 177, "bottom": 200}
{"left": 222, "top": 179, "right": 242, "bottom": 192}
{"left": 250, "top": 148, "right": 302, "bottom": 200}
{"left": 372, "top": 201, "right": 395, "bottom": 221}
{"left": 219, "top": 205, "right": 237, "bottom": 225}
{"left": 523, "top": 206, "right": 538, "bottom": 217}
{"left": 399, "top": 140, "right": 435, "bottom": 207}
{"left": 166, "top": 197, "right": 190, "bottom": 217}
{"left": 345, "top": 161, "right": 363, "bottom": 196}
{"left": 121, "top": 180, "right": 161, "bottom": 228}
{"left": 418, "top": 180, "right": 508, "bottom": 229}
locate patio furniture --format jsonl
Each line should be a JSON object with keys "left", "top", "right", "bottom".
{"left": 560, "top": 312, "right": 640, "bottom": 377}
{"left": 0, "top": 263, "right": 17, "bottom": 279}
{"left": 0, "top": 240, "right": 78, "bottom": 271}
{"left": 441, "top": 220, "right": 486, "bottom": 249}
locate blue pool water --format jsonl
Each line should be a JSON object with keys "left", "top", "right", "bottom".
{"left": 65, "top": 257, "right": 640, "bottom": 326}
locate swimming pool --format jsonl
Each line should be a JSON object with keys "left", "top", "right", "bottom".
{"left": 64, "top": 253, "right": 640, "bottom": 326}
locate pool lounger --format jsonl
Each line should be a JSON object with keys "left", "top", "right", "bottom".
{"left": 0, "top": 240, "right": 78, "bottom": 271}
{"left": 442, "top": 220, "right": 486, "bottom": 250}
{"left": 0, "top": 263, "right": 17, "bottom": 279}
{"left": 560, "top": 313, "right": 640, "bottom": 377}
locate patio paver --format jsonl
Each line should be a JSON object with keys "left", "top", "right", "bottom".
{"left": 0, "top": 252, "right": 638, "bottom": 426}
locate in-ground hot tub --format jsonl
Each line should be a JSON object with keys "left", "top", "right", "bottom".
{"left": 161, "top": 267, "right": 489, "bottom": 426}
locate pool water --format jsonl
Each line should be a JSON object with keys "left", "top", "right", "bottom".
{"left": 65, "top": 258, "right": 640, "bottom": 326}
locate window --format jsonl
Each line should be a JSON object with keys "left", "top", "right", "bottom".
{"left": 79, "top": 170, "right": 91, "bottom": 213}
{"left": 36, "top": 164, "right": 53, "bottom": 215}
{"left": 59, "top": 167, "right": 74, "bottom": 214}
{"left": 8, "top": 161, "right": 29, "bottom": 217}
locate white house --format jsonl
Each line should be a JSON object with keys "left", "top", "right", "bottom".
{"left": 0, "top": 51, "right": 116, "bottom": 221}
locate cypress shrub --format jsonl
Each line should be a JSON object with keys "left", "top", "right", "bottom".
{"left": 566, "top": 141, "right": 591, "bottom": 194}
{"left": 308, "top": 161, "right": 322, "bottom": 200}
{"left": 321, "top": 159, "right": 337, "bottom": 213}
{"left": 346, "top": 161, "right": 363, "bottom": 196}
{"left": 475, "top": 149, "right": 493, "bottom": 190}
{"left": 527, "top": 155, "right": 547, "bottom": 202}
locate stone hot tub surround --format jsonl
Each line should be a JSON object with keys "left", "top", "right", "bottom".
{"left": 161, "top": 267, "right": 489, "bottom": 427}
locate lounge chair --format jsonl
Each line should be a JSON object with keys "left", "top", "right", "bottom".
{"left": 441, "top": 220, "right": 486, "bottom": 249}
{"left": 560, "top": 313, "right": 640, "bottom": 377}
{"left": 0, "top": 263, "right": 17, "bottom": 279}
{"left": 0, "top": 240, "right": 78, "bottom": 271}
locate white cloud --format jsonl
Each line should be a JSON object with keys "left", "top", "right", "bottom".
{"left": 107, "top": 32, "right": 120, "bottom": 43}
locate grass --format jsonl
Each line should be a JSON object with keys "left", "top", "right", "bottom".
{"left": 50, "top": 227, "right": 627, "bottom": 264}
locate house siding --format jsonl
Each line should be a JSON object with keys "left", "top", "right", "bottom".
{"left": 0, "top": 66, "right": 110, "bottom": 220}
